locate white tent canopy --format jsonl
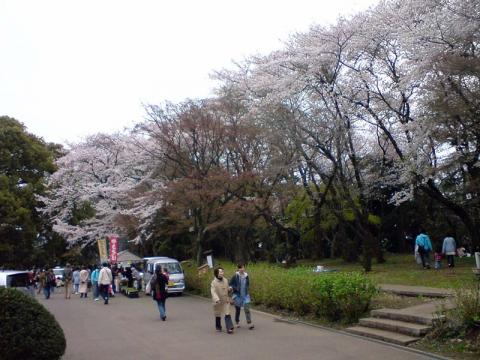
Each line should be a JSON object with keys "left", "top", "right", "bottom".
{"left": 116, "top": 250, "right": 142, "bottom": 265}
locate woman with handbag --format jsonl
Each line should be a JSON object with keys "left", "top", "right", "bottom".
{"left": 415, "top": 227, "right": 433, "bottom": 269}
{"left": 150, "top": 265, "right": 169, "bottom": 321}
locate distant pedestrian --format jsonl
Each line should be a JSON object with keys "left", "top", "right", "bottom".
{"left": 91, "top": 265, "right": 100, "bottom": 301}
{"left": 79, "top": 266, "right": 89, "bottom": 298}
{"left": 132, "top": 266, "right": 142, "bottom": 291}
{"left": 442, "top": 234, "right": 457, "bottom": 268}
{"left": 150, "top": 265, "right": 168, "bottom": 321}
{"left": 211, "top": 267, "right": 234, "bottom": 334}
{"left": 434, "top": 247, "right": 442, "bottom": 270}
{"left": 125, "top": 267, "right": 133, "bottom": 288}
{"left": 73, "top": 267, "right": 80, "bottom": 294}
{"left": 415, "top": 228, "right": 433, "bottom": 269}
{"left": 98, "top": 262, "right": 113, "bottom": 305}
{"left": 27, "top": 269, "right": 36, "bottom": 297}
{"left": 229, "top": 263, "right": 254, "bottom": 329}
{"left": 114, "top": 266, "right": 121, "bottom": 294}
{"left": 36, "top": 269, "right": 44, "bottom": 295}
{"left": 64, "top": 263, "right": 73, "bottom": 299}
{"left": 41, "top": 269, "right": 54, "bottom": 299}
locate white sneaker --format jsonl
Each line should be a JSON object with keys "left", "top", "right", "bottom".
{"left": 94, "top": 298, "right": 99, "bottom": 301}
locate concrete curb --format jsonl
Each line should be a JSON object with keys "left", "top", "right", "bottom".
{"left": 185, "top": 292, "right": 452, "bottom": 360}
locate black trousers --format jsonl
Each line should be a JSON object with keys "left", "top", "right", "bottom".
{"left": 419, "top": 250, "right": 431, "bottom": 268}
{"left": 447, "top": 255, "right": 455, "bottom": 267}
{"left": 100, "top": 284, "right": 110, "bottom": 303}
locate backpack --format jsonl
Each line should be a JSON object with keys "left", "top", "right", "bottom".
{"left": 49, "top": 274, "right": 57, "bottom": 287}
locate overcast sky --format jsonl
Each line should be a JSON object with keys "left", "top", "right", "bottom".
{"left": 0, "top": 0, "right": 379, "bottom": 145}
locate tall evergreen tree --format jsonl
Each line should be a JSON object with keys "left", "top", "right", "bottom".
{"left": 0, "top": 116, "right": 57, "bottom": 267}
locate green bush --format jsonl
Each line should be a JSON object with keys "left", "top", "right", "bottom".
{"left": 450, "top": 284, "right": 480, "bottom": 329}
{"left": 0, "top": 288, "right": 66, "bottom": 360}
{"left": 425, "top": 283, "right": 480, "bottom": 355}
{"left": 184, "top": 262, "right": 377, "bottom": 323}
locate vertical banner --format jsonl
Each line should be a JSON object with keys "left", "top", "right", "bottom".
{"left": 109, "top": 235, "right": 118, "bottom": 264}
{"left": 97, "top": 238, "right": 108, "bottom": 263}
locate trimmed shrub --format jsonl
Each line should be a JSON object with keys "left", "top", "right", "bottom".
{"left": 0, "top": 288, "right": 66, "bottom": 360}
{"left": 184, "top": 262, "right": 377, "bottom": 323}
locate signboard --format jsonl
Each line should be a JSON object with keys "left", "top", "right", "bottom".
{"left": 206, "top": 255, "right": 213, "bottom": 268}
{"left": 97, "top": 238, "right": 108, "bottom": 263}
{"left": 109, "top": 235, "right": 118, "bottom": 264}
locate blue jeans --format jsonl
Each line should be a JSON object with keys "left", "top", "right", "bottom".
{"left": 43, "top": 286, "right": 51, "bottom": 299}
{"left": 92, "top": 282, "right": 99, "bottom": 298}
{"left": 156, "top": 300, "right": 166, "bottom": 319}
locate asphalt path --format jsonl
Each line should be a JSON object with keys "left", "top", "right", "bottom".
{"left": 38, "top": 290, "right": 439, "bottom": 360}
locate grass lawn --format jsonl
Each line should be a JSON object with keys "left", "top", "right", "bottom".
{"left": 298, "top": 253, "right": 478, "bottom": 289}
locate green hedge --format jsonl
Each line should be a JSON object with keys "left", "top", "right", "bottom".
{"left": 0, "top": 288, "right": 66, "bottom": 360}
{"left": 184, "top": 262, "right": 377, "bottom": 323}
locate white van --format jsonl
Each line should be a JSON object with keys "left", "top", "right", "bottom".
{"left": 143, "top": 257, "right": 185, "bottom": 295}
{"left": 0, "top": 270, "right": 33, "bottom": 297}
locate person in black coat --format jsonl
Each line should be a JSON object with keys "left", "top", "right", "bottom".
{"left": 150, "top": 265, "right": 169, "bottom": 321}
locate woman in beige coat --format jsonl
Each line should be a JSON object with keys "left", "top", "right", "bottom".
{"left": 211, "top": 267, "right": 234, "bottom": 333}
{"left": 79, "top": 266, "right": 89, "bottom": 298}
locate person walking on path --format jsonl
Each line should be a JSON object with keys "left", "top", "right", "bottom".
{"left": 36, "top": 269, "right": 44, "bottom": 295}
{"left": 98, "top": 262, "right": 113, "bottom": 305}
{"left": 150, "top": 266, "right": 169, "bottom": 321}
{"left": 114, "top": 266, "right": 121, "bottom": 295}
{"left": 79, "top": 266, "right": 89, "bottom": 298}
{"left": 27, "top": 269, "right": 36, "bottom": 297}
{"left": 90, "top": 265, "right": 100, "bottom": 301}
{"left": 415, "top": 228, "right": 433, "bottom": 269}
{"left": 41, "top": 269, "right": 54, "bottom": 299}
{"left": 211, "top": 267, "right": 234, "bottom": 334}
{"left": 64, "top": 263, "right": 73, "bottom": 299}
{"left": 229, "top": 263, "right": 254, "bottom": 330}
{"left": 73, "top": 267, "right": 80, "bottom": 294}
{"left": 442, "top": 234, "right": 457, "bottom": 268}
{"left": 132, "top": 265, "right": 142, "bottom": 292}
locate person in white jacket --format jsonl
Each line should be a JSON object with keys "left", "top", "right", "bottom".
{"left": 98, "top": 262, "right": 113, "bottom": 305}
{"left": 79, "top": 266, "right": 89, "bottom": 298}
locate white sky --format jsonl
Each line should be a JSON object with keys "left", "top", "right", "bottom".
{"left": 0, "top": 0, "right": 379, "bottom": 145}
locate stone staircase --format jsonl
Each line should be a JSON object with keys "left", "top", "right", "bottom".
{"left": 346, "top": 285, "right": 455, "bottom": 346}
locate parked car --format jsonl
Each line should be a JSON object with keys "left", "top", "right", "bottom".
{"left": 0, "top": 270, "right": 32, "bottom": 297}
{"left": 53, "top": 267, "right": 65, "bottom": 287}
{"left": 143, "top": 257, "right": 185, "bottom": 295}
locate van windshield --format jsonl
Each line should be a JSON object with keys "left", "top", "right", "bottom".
{"left": 53, "top": 269, "right": 64, "bottom": 276}
{"left": 160, "top": 262, "right": 182, "bottom": 274}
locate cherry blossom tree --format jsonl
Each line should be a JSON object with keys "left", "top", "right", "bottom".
{"left": 40, "top": 133, "right": 157, "bottom": 247}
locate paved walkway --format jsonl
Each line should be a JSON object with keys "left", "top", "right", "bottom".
{"left": 38, "top": 291, "right": 442, "bottom": 360}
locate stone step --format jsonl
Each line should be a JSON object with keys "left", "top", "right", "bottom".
{"left": 359, "top": 317, "right": 431, "bottom": 337}
{"left": 378, "top": 284, "right": 453, "bottom": 298}
{"left": 346, "top": 326, "right": 420, "bottom": 346}
{"left": 370, "top": 308, "right": 444, "bottom": 325}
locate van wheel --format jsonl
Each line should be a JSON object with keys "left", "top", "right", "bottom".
{"left": 177, "top": 292, "right": 183, "bottom": 297}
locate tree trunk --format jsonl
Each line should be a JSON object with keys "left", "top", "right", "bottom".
{"left": 195, "top": 228, "right": 204, "bottom": 266}
{"left": 421, "top": 181, "right": 480, "bottom": 251}
{"left": 313, "top": 207, "right": 325, "bottom": 259}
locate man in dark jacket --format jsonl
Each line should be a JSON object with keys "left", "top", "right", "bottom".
{"left": 64, "top": 263, "right": 73, "bottom": 299}
{"left": 229, "top": 264, "right": 254, "bottom": 329}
